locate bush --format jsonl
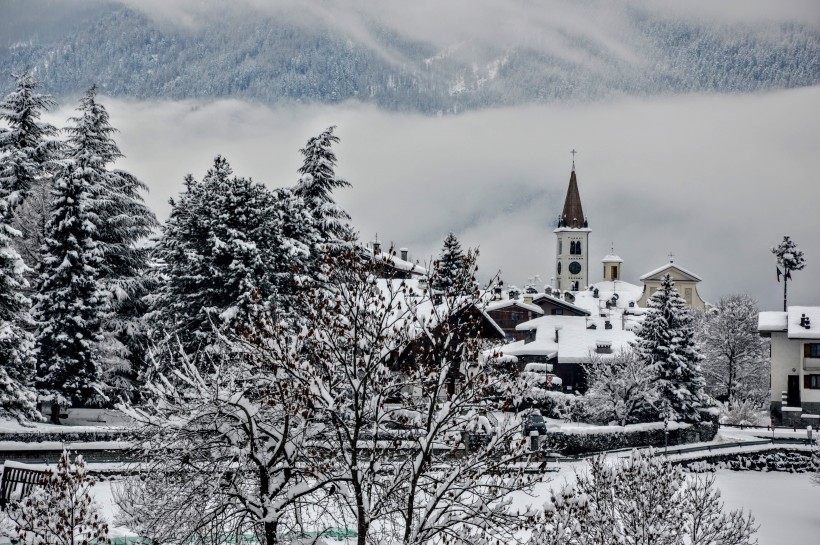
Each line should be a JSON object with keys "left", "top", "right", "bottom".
{"left": 540, "top": 419, "right": 718, "bottom": 456}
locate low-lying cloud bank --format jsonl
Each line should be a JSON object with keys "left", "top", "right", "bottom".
{"left": 44, "top": 86, "right": 820, "bottom": 310}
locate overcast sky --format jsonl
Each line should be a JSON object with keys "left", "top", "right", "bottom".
{"left": 42, "top": 84, "right": 820, "bottom": 311}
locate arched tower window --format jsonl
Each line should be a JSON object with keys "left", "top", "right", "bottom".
{"left": 576, "top": 241, "right": 582, "bottom": 254}
{"left": 570, "top": 241, "right": 577, "bottom": 254}
{"left": 558, "top": 240, "right": 562, "bottom": 255}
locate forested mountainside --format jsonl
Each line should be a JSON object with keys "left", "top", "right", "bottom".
{"left": 1, "top": 0, "right": 818, "bottom": 113}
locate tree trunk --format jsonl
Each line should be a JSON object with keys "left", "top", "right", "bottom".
{"left": 263, "top": 520, "right": 278, "bottom": 545}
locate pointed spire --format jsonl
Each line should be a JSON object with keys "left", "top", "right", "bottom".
{"left": 560, "top": 168, "right": 586, "bottom": 229}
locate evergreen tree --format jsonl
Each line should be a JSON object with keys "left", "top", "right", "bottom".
{"left": 34, "top": 159, "right": 105, "bottom": 405}
{"left": 0, "top": 71, "right": 58, "bottom": 220}
{"left": 431, "top": 232, "right": 472, "bottom": 295}
{"left": 294, "top": 126, "right": 353, "bottom": 244}
{"left": 0, "top": 72, "right": 57, "bottom": 420}
{"left": 152, "top": 156, "right": 299, "bottom": 353}
{"left": 772, "top": 235, "right": 806, "bottom": 311}
{"left": 635, "top": 273, "right": 705, "bottom": 422}
{"left": 62, "top": 86, "right": 157, "bottom": 396}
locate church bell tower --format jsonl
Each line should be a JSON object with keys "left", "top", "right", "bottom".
{"left": 554, "top": 153, "right": 590, "bottom": 292}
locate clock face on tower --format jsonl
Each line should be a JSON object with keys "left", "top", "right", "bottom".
{"left": 569, "top": 261, "right": 582, "bottom": 275}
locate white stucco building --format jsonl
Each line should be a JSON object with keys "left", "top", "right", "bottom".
{"left": 759, "top": 306, "right": 820, "bottom": 426}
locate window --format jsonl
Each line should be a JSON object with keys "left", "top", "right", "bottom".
{"left": 570, "top": 241, "right": 576, "bottom": 254}
{"left": 805, "top": 375, "right": 820, "bottom": 389}
{"left": 805, "top": 344, "right": 820, "bottom": 358}
{"left": 552, "top": 309, "right": 564, "bottom": 316}
{"left": 558, "top": 240, "right": 562, "bottom": 255}
{"left": 510, "top": 312, "right": 521, "bottom": 321}
{"left": 576, "top": 241, "right": 582, "bottom": 254}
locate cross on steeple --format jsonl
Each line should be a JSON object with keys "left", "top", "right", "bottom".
{"left": 570, "top": 149, "right": 578, "bottom": 171}
{"left": 668, "top": 252, "right": 675, "bottom": 263}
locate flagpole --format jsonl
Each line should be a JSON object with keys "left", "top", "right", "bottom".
{"left": 784, "top": 267, "right": 788, "bottom": 312}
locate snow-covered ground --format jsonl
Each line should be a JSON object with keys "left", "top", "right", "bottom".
{"left": 715, "top": 470, "right": 820, "bottom": 545}
{"left": 3, "top": 467, "right": 818, "bottom": 544}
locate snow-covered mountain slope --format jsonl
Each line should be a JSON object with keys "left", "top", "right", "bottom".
{"left": 1, "top": 0, "right": 817, "bottom": 112}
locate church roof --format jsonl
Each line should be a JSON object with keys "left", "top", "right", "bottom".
{"left": 639, "top": 262, "right": 702, "bottom": 282}
{"left": 559, "top": 170, "right": 586, "bottom": 229}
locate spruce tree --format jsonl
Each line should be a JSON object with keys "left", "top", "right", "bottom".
{"left": 294, "top": 126, "right": 353, "bottom": 245}
{"left": 431, "top": 232, "right": 471, "bottom": 295}
{"left": 62, "top": 86, "right": 157, "bottom": 395}
{"left": 34, "top": 160, "right": 105, "bottom": 406}
{"left": 635, "top": 273, "right": 705, "bottom": 422}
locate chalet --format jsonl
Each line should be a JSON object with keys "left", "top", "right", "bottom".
{"left": 759, "top": 306, "right": 820, "bottom": 426}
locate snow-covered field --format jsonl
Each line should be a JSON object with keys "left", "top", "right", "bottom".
{"left": 714, "top": 470, "right": 820, "bottom": 545}
{"left": 77, "top": 466, "right": 819, "bottom": 544}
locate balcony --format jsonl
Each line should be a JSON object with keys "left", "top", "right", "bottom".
{"left": 804, "top": 357, "right": 820, "bottom": 371}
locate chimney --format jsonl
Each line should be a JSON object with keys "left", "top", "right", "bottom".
{"left": 523, "top": 295, "right": 533, "bottom": 305}
{"left": 400, "top": 247, "right": 408, "bottom": 261}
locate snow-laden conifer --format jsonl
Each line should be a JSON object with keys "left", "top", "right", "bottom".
{"left": 34, "top": 157, "right": 105, "bottom": 405}
{"left": 635, "top": 273, "right": 706, "bottom": 422}
{"left": 0, "top": 71, "right": 58, "bottom": 221}
{"left": 431, "top": 232, "right": 471, "bottom": 295}
{"left": 294, "top": 126, "right": 353, "bottom": 245}
{"left": 0, "top": 73, "right": 57, "bottom": 420}
{"left": 152, "top": 156, "right": 304, "bottom": 353}
{"left": 61, "top": 86, "right": 157, "bottom": 395}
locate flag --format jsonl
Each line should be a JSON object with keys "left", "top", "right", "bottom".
{"left": 786, "top": 269, "right": 792, "bottom": 281}
{"left": 777, "top": 266, "right": 782, "bottom": 282}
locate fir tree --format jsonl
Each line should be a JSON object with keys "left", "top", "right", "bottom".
{"left": 772, "top": 235, "right": 806, "bottom": 311}
{"left": 34, "top": 159, "right": 105, "bottom": 406}
{"left": 294, "top": 126, "right": 353, "bottom": 244}
{"left": 62, "top": 86, "right": 157, "bottom": 396}
{"left": 635, "top": 273, "right": 706, "bottom": 422}
{"left": 431, "top": 232, "right": 472, "bottom": 295}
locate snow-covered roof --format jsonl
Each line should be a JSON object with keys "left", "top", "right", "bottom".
{"left": 601, "top": 254, "right": 623, "bottom": 263}
{"left": 639, "top": 262, "right": 702, "bottom": 282}
{"left": 374, "top": 279, "right": 504, "bottom": 341}
{"left": 530, "top": 293, "right": 591, "bottom": 316}
{"left": 558, "top": 328, "right": 635, "bottom": 363}
{"left": 570, "top": 280, "right": 643, "bottom": 315}
{"left": 758, "top": 311, "right": 787, "bottom": 333}
{"left": 377, "top": 252, "right": 426, "bottom": 275}
{"left": 787, "top": 306, "right": 820, "bottom": 340}
{"left": 499, "top": 313, "right": 637, "bottom": 362}
{"left": 500, "top": 339, "right": 558, "bottom": 359}
{"left": 484, "top": 299, "right": 544, "bottom": 315}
